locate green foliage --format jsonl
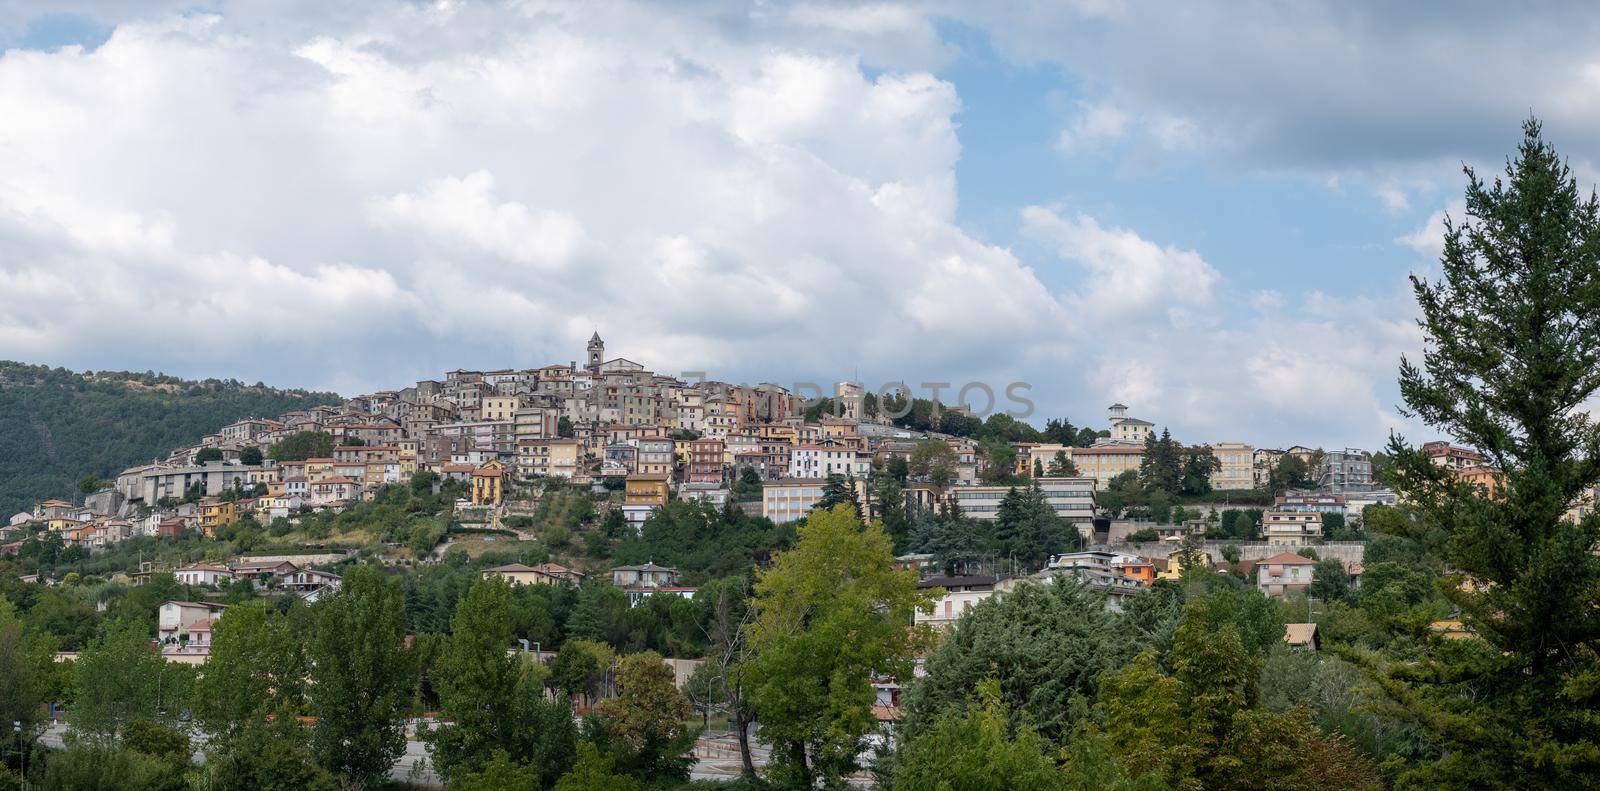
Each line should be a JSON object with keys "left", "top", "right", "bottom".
{"left": 889, "top": 679, "right": 1062, "bottom": 790}
{"left": 596, "top": 650, "right": 697, "bottom": 782}
{"left": 614, "top": 501, "right": 792, "bottom": 584}
{"left": 1374, "top": 118, "right": 1600, "bottom": 787}
{"left": 193, "top": 447, "right": 224, "bottom": 464}
{"left": 908, "top": 440, "right": 957, "bottom": 488}
{"left": 0, "top": 597, "right": 58, "bottom": 749}
{"left": 550, "top": 638, "right": 615, "bottom": 704}
{"left": 427, "top": 576, "right": 578, "bottom": 785}
{"left": 202, "top": 722, "right": 337, "bottom": 791}
{"left": 36, "top": 743, "right": 186, "bottom": 791}
{"left": 307, "top": 565, "right": 415, "bottom": 788}
{"left": 192, "top": 600, "right": 307, "bottom": 738}
{"left": 71, "top": 617, "right": 191, "bottom": 738}
{"left": 0, "top": 361, "right": 338, "bottom": 515}
{"left": 268, "top": 430, "right": 336, "bottom": 462}
{"left": 908, "top": 579, "right": 1131, "bottom": 742}
{"left": 453, "top": 750, "right": 546, "bottom": 791}
{"left": 553, "top": 742, "right": 640, "bottom": 791}
{"left": 1305, "top": 558, "right": 1352, "bottom": 603}
{"left": 745, "top": 505, "right": 934, "bottom": 787}
{"left": 1268, "top": 454, "right": 1316, "bottom": 496}
{"left": 994, "top": 482, "right": 1077, "bottom": 570}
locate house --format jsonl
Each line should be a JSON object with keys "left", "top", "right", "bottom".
{"left": 1062, "top": 444, "right": 1145, "bottom": 489}
{"left": 162, "top": 618, "right": 215, "bottom": 664}
{"left": 1209, "top": 442, "right": 1256, "bottom": 491}
{"left": 157, "top": 600, "right": 228, "bottom": 645}
{"left": 1106, "top": 403, "right": 1154, "bottom": 444}
{"left": 914, "top": 575, "right": 999, "bottom": 628}
{"left": 1284, "top": 623, "right": 1321, "bottom": 651}
{"left": 612, "top": 562, "right": 679, "bottom": 588}
{"left": 174, "top": 564, "right": 234, "bottom": 587}
{"left": 309, "top": 476, "right": 362, "bottom": 506}
{"left": 470, "top": 459, "right": 508, "bottom": 506}
{"left": 787, "top": 443, "right": 865, "bottom": 479}
{"left": 761, "top": 478, "right": 827, "bottom": 524}
{"left": 281, "top": 568, "right": 342, "bottom": 594}
{"left": 687, "top": 438, "right": 727, "bottom": 484}
{"left": 1256, "top": 552, "right": 1316, "bottom": 598}
{"left": 1263, "top": 510, "right": 1322, "bottom": 546}
{"left": 1047, "top": 551, "right": 1153, "bottom": 587}
{"left": 622, "top": 474, "right": 670, "bottom": 527}
{"left": 229, "top": 559, "right": 298, "bottom": 587}
{"left": 483, "top": 562, "right": 584, "bottom": 588}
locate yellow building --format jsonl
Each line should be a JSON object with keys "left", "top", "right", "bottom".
{"left": 304, "top": 458, "right": 336, "bottom": 482}
{"left": 200, "top": 499, "right": 237, "bottom": 537}
{"left": 1065, "top": 445, "right": 1145, "bottom": 489}
{"left": 470, "top": 459, "right": 508, "bottom": 506}
{"left": 624, "top": 474, "right": 670, "bottom": 508}
{"left": 1209, "top": 442, "right": 1256, "bottom": 491}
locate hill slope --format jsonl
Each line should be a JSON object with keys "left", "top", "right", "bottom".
{"left": 0, "top": 361, "right": 342, "bottom": 516}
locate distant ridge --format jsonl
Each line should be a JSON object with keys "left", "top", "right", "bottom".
{"left": 0, "top": 361, "right": 342, "bottom": 516}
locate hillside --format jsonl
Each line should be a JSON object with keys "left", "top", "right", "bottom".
{"left": 0, "top": 361, "right": 342, "bottom": 516}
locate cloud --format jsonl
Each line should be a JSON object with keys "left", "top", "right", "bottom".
{"left": 947, "top": 1, "right": 1600, "bottom": 176}
{"left": 0, "top": 0, "right": 1447, "bottom": 450}
{"left": 0, "top": 2, "right": 1065, "bottom": 402}
{"left": 1375, "top": 184, "right": 1410, "bottom": 214}
{"left": 1396, "top": 199, "right": 1465, "bottom": 260}
{"left": 1056, "top": 102, "right": 1129, "bottom": 151}
{"left": 1021, "top": 206, "right": 1218, "bottom": 328}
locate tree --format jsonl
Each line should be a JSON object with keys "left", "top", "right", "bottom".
{"left": 77, "top": 474, "right": 104, "bottom": 494}
{"left": 994, "top": 483, "right": 1073, "bottom": 571}
{"left": 549, "top": 639, "right": 614, "bottom": 706}
{"left": 308, "top": 565, "right": 415, "bottom": 788}
{"left": 1267, "top": 454, "right": 1314, "bottom": 496}
{"left": 1179, "top": 446, "right": 1220, "bottom": 496}
{"left": 816, "top": 473, "right": 859, "bottom": 516}
{"left": 552, "top": 742, "right": 639, "bottom": 791}
{"left": 71, "top": 617, "right": 190, "bottom": 739}
{"left": 1139, "top": 429, "right": 1181, "bottom": 495}
{"left": 1305, "top": 558, "right": 1352, "bottom": 603}
{"left": 269, "top": 430, "right": 335, "bottom": 461}
{"left": 428, "top": 577, "right": 577, "bottom": 785}
{"left": 194, "top": 447, "right": 224, "bottom": 464}
{"left": 979, "top": 440, "right": 1018, "bottom": 484}
{"left": 1374, "top": 119, "right": 1600, "bottom": 787}
{"left": 0, "top": 599, "right": 55, "bottom": 757}
{"left": 909, "top": 440, "right": 957, "bottom": 489}
{"left": 238, "top": 445, "right": 263, "bottom": 465}
{"left": 683, "top": 660, "right": 727, "bottom": 729}
{"left": 202, "top": 721, "right": 337, "bottom": 791}
{"left": 1047, "top": 450, "right": 1079, "bottom": 477}
{"left": 595, "top": 651, "right": 696, "bottom": 781}
{"left": 192, "top": 601, "right": 306, "bottom": 740}
{"left": 905, "top": 579, "right": 1131, "bottom": 743}
{"left": 745, "top": 505, "right": 935, "bottom": 787}
{"left": 889, "top": 679, "right": 1062, "bottom": 791}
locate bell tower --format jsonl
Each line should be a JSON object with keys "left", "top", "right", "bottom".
{"left": 587, "top": 331, "right": 604, "bottom": 374}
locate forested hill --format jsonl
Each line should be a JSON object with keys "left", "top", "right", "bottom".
{"left": 0, "top": 361, "right": 342, "bottom": 516}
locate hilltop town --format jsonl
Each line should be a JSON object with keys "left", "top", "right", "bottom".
{"left": 4, "top": 333, "right": 1518, "bottom": 648}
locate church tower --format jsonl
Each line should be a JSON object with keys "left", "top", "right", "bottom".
{"left": 587, "top": 331, "right": 604, "bottom": 374}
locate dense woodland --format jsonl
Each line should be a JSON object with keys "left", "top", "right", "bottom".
{"left": 0, "top": 362, "right": 340, "bottom": 515}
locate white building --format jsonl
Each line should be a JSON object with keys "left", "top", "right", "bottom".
{"left": 173, "top": 564, "right": 233, "bottom": 587}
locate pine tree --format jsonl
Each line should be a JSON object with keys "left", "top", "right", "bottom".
{"left": 1377, "top": 118, "right": 1600, "bottom": 787}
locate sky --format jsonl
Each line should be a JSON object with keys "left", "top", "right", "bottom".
{"left": 3, "top": 1, "right": 1599, "bottom": 450}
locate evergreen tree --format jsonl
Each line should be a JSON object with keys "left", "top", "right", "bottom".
{"left": 1376, "top": 118, "right": 1600, "bottom": 787}
{"left": 993, "top": 483, "right": 1073, "bottom": 571}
